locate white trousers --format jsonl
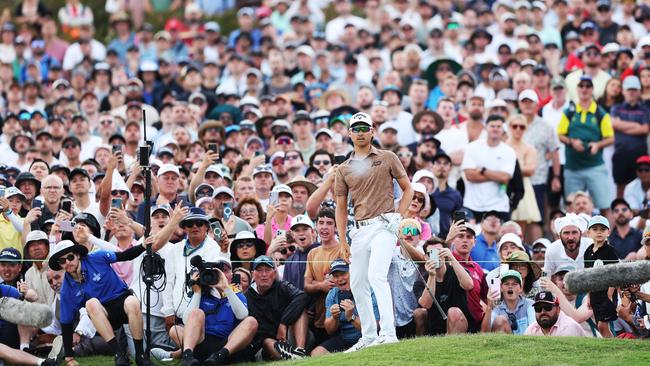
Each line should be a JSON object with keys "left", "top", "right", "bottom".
{"left": 349, "top": 221, "right": 396, "bottom": 341}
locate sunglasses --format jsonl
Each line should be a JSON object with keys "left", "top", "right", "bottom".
{"left": 350, "top": 126, "right": 371, "bottom": 134}
{"left": 637, "top": 168, "right": 650, "bottom": 173}
{"left": 534, "top": 303, "right": 556, "bottom": 313}
{"left": 578, "top": 83, "right": 593, "bottom": 89}
{"left": 313, "top": 160, "right": 331, "bottom": 166}
{"left": 507, "top": 313, "right": 519, "bottom": 331}
{"left": 510, "top": 124, "right": 526, "bottom": 130}
{"left": 111, "top": 190, "right": 128, "bottom": 196}
{"left": 532, "top": 248, "right": 546, "bottom": 254}
{"left": 280, "top": 245, "right": 296, "bottom": 255}
{"left": 402, "top": 227, "right": 420, "bottom": 236}
{"left": 236, "top": 241, "right": 255, "bottom": 249}
{"left": 413, "top": 195, "right": 425, "bottom": 203}
{"left": 272, "top": 159, "right": 284, "bottom": 167}
{"left": 57, "top": 253, "right": 75, "bottom": 266}
{"left": 100, "top": 119, "right": 114, "bottom": 125}
{"left": 63, "top": 144, "right": 78, "bottom": 149}
{"left": 184, "top": 220, "right": 205, "bottom": 228}
{"left": 285, "top": 154, "right": 300, "bottom": 161}
{"left": 276, "top": 138, "right": 293, "bottom": 145}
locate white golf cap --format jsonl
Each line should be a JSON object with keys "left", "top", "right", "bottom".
{"left": 271, "top": 184, "right": 293, "bottom": 197}
{"left": 497, "top": 233, "right": 525, "bottom": 252}
{"left": 25, "top": 230, "right": 48, "bottom": 243}
{"left": 518, "top": 89, "right": 539, "bottom": 103}
{"left": 349, "top": 112, "right": 373, "bottom": 127}
{"left": 157, "top": 164, "right": 180, "bottom": 177}
{"left": 212, "top": 186, "right": 234, "bottom": 199}
{"left": 290, "top": 214, "right": 314, "bottom": 229}
{"left": 412, "top": 169, "right": 435, "bottom": 184}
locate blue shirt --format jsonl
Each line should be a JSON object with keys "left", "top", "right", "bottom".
{"left": 60, "top": 251, "right": 129, "bottom": 325}
{"left": 609, "top": 227, "right": 642, "bottom": 259}
{"left": 0, "top": 284, "right": 20, "bottom": 327}
{"left": 490, "top": 296, "right": 535, "bottom": 335}
{"left": 470, "top": 233, "right": 500, "bottom": 272}
{"left": 610, "top": 102, "right": 650, "bottom": 152}
{"left": 201, "top": 289, "right": 247, "bottom": 339}
{"left": 432, "top": 187, "right": 463, "bottom": 238}
{"left": 284, "top": 243, "right": 319, "bottom": 290}
{"left": 325, "top": 287, "right": 379, "bottom": 343}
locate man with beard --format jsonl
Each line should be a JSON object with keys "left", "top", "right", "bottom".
{"left": 524, "top": 291, "right": 586, "bottom": 336}
{"left": 413, "top": 135, "right": 440, "bottom": 171}
{"left": 304, "top": 209, "right": 349, "bottom": 343}
{"left": 356, "top": 85, "right": 375, "bottom": 114}
{"left": 407, "top": 110, "right": 444, "bottom": 153}
{"left": 544, "top": 213, "right": 591, "bottom": 276}
{"left": 22, "top": 231, "right": 55, "bottom": 306}
{"left": 464, "top": 95, "right": 486, "bottom": 142}
{"left": 405, "top": 80, "right": 429, "bottom": 115}
{"left": 608, "top": 199, "right": 642, "bottom": 260}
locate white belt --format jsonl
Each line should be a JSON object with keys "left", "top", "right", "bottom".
{"left": 354, "top": 215, "right": 387, "bottom": 229}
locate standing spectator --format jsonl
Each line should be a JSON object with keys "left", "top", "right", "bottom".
{"left": 558, "top": 75, "right": 614, "bottom": 215}
{"left": 610, "top": 76, "right": 650, "bottom": 198}
{"left": 524, "top": 291, "right": 587, "bottom": 336}
{"left": 608, "top": 198, "right": 642, "bottom": 260}
{"left": 565, "top": 45, "right": 611, "bottom": 102}
{"left": 431, "top": 152, "right": 462, "bottom": 239}
{"left": 462, "top": 115, "right": 517, "bottom": 221}
{"left": 623, "top": 156, "right": 650, "bottom": 211}
{"left": 58, "top": 0, "right": 94, "bottom": 40}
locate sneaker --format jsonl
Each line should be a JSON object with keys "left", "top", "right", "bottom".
{"left": 48, "top": 336, "right": 64, "bottom": 363}
{"left": 115, "top": 352, "right": 131, "bottom": 366}
{"left": 368, "top": 335, "right": 399, "bottom": 347}
{"left": 344, "top": 338, "right": 372, "bottom": 353}
{"left": 204, "top": 350, "right": 228, "bottom": 366}
{"left": 181, "top": 350, "right": 200, "bottom": 366}
{"left": 151, "top": 348, "right": 173, "bottom": 362}
{"left": 41, "top": 359, "right": 57, "bottom": 366}
{"left": 273, "top": 340, "right": 306, "bottom": 360}
{"left": 135, "top": 355, "right": 154, "bottom": 366}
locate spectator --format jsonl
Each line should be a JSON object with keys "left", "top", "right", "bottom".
{"left": 544, "top": 213, "right": 591, "bottom": 276}
{"left": 403, "top": 183, "right": 432, "bottom": 241}
{"left": 531, "top": 238, "right": 551, "bottom": 269}
{"left": 245, "top": 256, "right": 310, "bottom": 360}
{"left": 558, "top": 75, "right": 614, "bottom": 215}
{"left": 624, "top": 156, "right": 650, "bottom": 212}
{"left": 482, "top": 270, "right": 535, "bottom": 334}
{"left": 431, "top": 152, "right": 462, "bottom": 239}
{"left": 470, "top": 211, "right": 503, "bottom": 272}
{"left": 524, "top": 291, "right": 587, "bottom": 336}
{"left": 462, "top": 115, "right": 517, "bottom": 221}
{"left": 311, "top": 259, "right": 379, "bottom": 356}
{"left": 229, "top": 231, "right": 266, "bottom": 272}
{"left": 610, "top": 76, "right": 650, "bottom": 197}
{"left": 608, "top": 198, "right": 642, "bottom": 260}
{"left": 22, "top": 230, "right": 55, "bottom": 305}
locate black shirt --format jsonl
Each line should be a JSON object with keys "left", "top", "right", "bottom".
{"left": 584, "top": 242, "right": 619, "bottom": 269}
{"left": 414, "top": 267, "right": 470, "bottom": 335}
{"left": 609, "top": 227, "right": 642, "bottom": 259}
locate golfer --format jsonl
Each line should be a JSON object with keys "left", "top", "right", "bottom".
{"left": 335, "top": 112, "right": 414, "bottom": 351}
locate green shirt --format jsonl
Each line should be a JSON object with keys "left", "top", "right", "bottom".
{"left": 558, "top": 101, "right": 613, "bottom": 170}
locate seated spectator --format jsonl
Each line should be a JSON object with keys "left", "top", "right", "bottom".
{"left": 524, "top": 291, "right": 587, "bottom": 336}
{"left": 229, "top": 231, "right": 266, "bottom": 272}
{"left": 403, "top": 183, "right": 432, "bottom": 241}
{"left": 482, "top": 270, "right": 535, "bottom": 335}
{"left": 608, "top": 198, "right": 642, "bottom": 260}
{"left": 311, "top": 259, "right": 379, "bottom": 356}
{"left": 416, "top": 237, "right": 474, "bottom": 335}
{"left": 531, "top": 238, "right": 550, "bottom": 269}
{"left": 504, "top": 250, "right": 543, "bottom": 299}
{"left": 245, "top": 256, "right": 310, "bottom": 360}
{"left": 623, "top": 156, "right": 650, "bottom": 212}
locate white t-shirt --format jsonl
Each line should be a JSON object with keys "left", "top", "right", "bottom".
{"left": 542, "top": 99, "right": 570, "bottom": 165}
{"left": 543, "top": 237, "right": 592, "bottom": 276}
{"left": 461, "top": 140, "right": 516, "bottom": 212}
{"left": 390, "top": 110, "right": 416, "bottom": 146}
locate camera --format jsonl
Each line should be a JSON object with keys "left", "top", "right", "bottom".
{"left": 188, "top": 255, "right": 224, "bottom": 287}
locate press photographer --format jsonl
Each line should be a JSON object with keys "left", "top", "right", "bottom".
{"left": 168, "top": 256, "right": 258, "bottom": 366}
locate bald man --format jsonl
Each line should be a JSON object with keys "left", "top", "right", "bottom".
{"left": 28, "top": 174, "right": 69, "bottom": 231}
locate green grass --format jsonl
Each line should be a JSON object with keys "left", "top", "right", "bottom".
{"left": 76, "top": 334, "right": 650, "bottom": 365}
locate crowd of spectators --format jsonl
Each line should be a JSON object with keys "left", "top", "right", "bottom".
{"left": 1, "top": 0, "right": 650, "bottom": 365}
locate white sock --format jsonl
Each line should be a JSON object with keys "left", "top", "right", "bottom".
{"left": 20, "top": 343, "right": 29, "bottom": 351}
{"left": 37, "top": 358, "right": 45, "bottom": 366}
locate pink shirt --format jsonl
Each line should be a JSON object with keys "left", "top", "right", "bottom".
{"left": 524, "top": 311, "right": 587, "bottom": 337}
{"left": 111, "top": 241, "right": 135, "bottom": 286}
{"left": 255, "top": 216, "right": 293, "bottom": 245}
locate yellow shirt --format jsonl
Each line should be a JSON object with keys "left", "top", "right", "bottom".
{"left": 0, "top": 214, "right": 23, "bottom": 255}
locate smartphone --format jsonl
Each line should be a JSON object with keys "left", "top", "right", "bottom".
{"left": 0, "top": 186, "right": 4, "bottom": 198}
{"left": 208, "top": 143, "right": 221, "bottom": 164}
{"left": 276, "top": 229, "right": 286, "bottom": 237}
{"left": 489, "top": 276, "right": 501, "bottom": 304}
{"left": 59, "top": 220, "right": 76, "bottom": 232}
{"left": 334, "top": 155, "right": 346, "bottom": 165}
{"left": 61, "top": 199, "right": 72, "bottom": 213}
{"left": 232, "top": 273, "right": 241, "bottom": 286}
{"left": 254, "top": 151, "right": 263, "bottom": 157}
{"left": 453, "top": 210, "right": 465, "bottom": 223}
{"left": 339, "top": 290, "right": 353, "bottom": 305}
{"left": 645, "top": 51, "right": 650, "bottom": 59}
{"left": 269, "top": 191, "right": 279, "bottom": 206}
{"left": 428, "top": 248, "right": 440, "bottom": 269}
{"left": 111, "top": 197, "right": 122, "bottom": 209}
{"left": 210, "top": 219, "right": 223, "bottom": 241}
{"left": 222, "top": 202, "right": 233, "bottom": 221}
{"left": 32, "top": 198, "right": 43, "bottom": 209}
{"left": 112, "top": 144, "right": 122, "bottom": 155}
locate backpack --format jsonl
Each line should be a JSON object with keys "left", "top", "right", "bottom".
{"left": 507, "top": 160, "right": 525, "bottom": 211}
{"left": 563, "top": 101, "right": 608, "bottom": 136}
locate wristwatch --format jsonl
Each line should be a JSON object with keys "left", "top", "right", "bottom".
{"left": 480, "top": 167, "right": 486, "bottom": 175}
{"left": 348, "top": 314, "right": 356, "bottom": 322}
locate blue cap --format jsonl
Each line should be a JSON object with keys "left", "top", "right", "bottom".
{"left": 0, "top": 248, "right": 21, "bottom": 262}
{"left": 252, "top": 255, "right": 276, "bottom": 270}
{"left": 580, "top": 21, "right": 598, "bottom": 32}
{"left": 180, "top": 207, "right": 210, "bottom": 227}
{"left": 588, "top": 215, "right": 610, "bottom": 230}
{"left": 579, "top": 75, "right": 594, "bottom": 84}
{"left": 329, "top": 258, "right": 349, "bottom": 274}
{"left": 623, "top": 76, "right": 641, "bottom": 90}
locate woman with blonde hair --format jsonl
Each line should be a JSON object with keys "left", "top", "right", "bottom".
{"left": 507, "top": 114, "right": 541, "bottom": 233}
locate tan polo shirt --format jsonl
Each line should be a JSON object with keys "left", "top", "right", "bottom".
{"left": 305, "top": 244, "right": 348, "bottom": 328}
{"left": 334, "top": 146, "right": 406, "bottom": 220}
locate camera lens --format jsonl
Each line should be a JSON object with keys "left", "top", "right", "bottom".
{"left": 200, "top": 269, "right": 220, "bottom": 286}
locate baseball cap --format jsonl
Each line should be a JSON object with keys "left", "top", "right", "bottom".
{"left": 518, "top": 89, "right": 539, "bottom": 103}
{"left": 551, "top": 76, "right": 567, "bottom": 89}
{"left": 349, "top": 112, "right": 372, "bottom": 127}
{"left": 271, "top": 184, "right": 293, "bottom": 197}
{"left": 157, "top": 164, "right": 180, "bottom": 177}
{"left": 252, "top": 255, "right": 276, "bottom": 270}
{"left": 329, "top": 258, "right": 349, "bottom": 274}
{"left": 150, "top": 205, "right": 171, "bottom": 216}
{"left": 534, "top": 291, "right": 559, "bottom": 305}
{"left": 500, "top": 269, "right": 523, "bottom": 285}
{"left": 623, "top": 76, "right": 641, "bottom": 90}
{"left": 636, "top": 155, "right": 650, "bottom": 166}
{"left": 579, "top": 75, "right": 594, "bottom": 85}
{"left": 587, "top": 215, "right": 610, "bottom": 230}
{"left": 552, "top": 264, "right": 577, "bottom": 276}
{"left": 4, "top": 187, "right": 25, "bottom": 200}
{"left": 290, "top": 214, "right": 314, "bottom": 229}
{"left": 315, "top": 128, "right": 334, "bottom": 139}
{"left": 252, "top": 164, "right": 273, "bottom": 177}
{"left": 212, "top": 186, "right": 235, "bottom": 199}
{"left": 25, "top": 230, "right": 48, "bottom": 244}
{"left": 0, "top": 248, "right": 21, "bottom": 262}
